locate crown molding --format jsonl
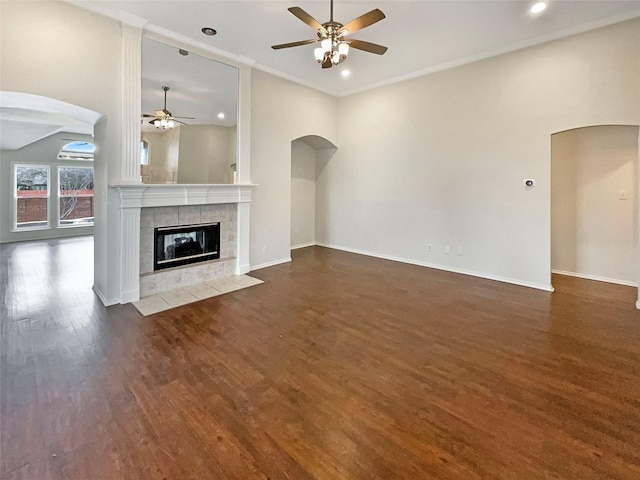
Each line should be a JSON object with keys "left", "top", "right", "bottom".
{"left": 339, "top": 10, "right": 640, "bottom": 97}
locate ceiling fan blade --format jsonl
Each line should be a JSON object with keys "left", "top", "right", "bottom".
{"left": 142, "top": 114, "right": 156, "bottom": 118}
{"left": 272, "top": 38, "right": 319, "bottom": 50}
{"left": 154, "top": 110, "right": 166, "bottom": 117}
{"left": 173, "top": 119, "right": 189, "bottom": 125}
{"left": 338, "top": 9, "right": 385, "bottom": 36}
{"left": 288, "top": 7, "right": 327, "bottom": 34}
{"left": 321, "top": 57, "right": 332, "bottom": 69}
{"left": 343, "top": 38, "right": 388, "bottom": 55}
{"left": 172, "top": 116, "right": 196, "bottom": 120}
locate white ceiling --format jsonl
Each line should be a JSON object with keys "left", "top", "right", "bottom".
{"left": 4, "top": 1, "right": 639, "bottom": 150}
{"left": 77, "top": 0, "right": 640, "bottom": 96}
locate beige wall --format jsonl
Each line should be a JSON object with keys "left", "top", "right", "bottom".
{"left": 177, "top": 125, "right": 235, "bottom": 184}
{"left": 142, "top": 129, "right": 179, "bottom": 183}
{"left": 316, "top": 18, "right": 640, "bottom": 290}
{"left": 250, "top": 70, "right": 338, "bottom": 268}
{"left": 552, "top": 125, "right": 638, "bottom": 285}
{"left": 143, "top": 125, "right": 236, "bottom": 184}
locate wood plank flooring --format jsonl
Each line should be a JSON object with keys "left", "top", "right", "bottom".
{"left": 1, "top": 236, "right": 640, "bottom": 479}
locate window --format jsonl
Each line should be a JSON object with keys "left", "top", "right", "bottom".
{"left": 15, "top": 165, "right": 49, "bottom": 230}
{"left": 57, "top": 141, "right": 95, "bottom": 161}
{"left": 59, "top": 167, "right": 94, "bottom": 226}
{"left": 11, "top": 143, "right": 96, "bottom": 232}
{"left": 141, "top": 140, "right": 149, "bottom": 165}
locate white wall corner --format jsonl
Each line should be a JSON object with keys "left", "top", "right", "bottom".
{"left": 291, "top": 242, "right": 317, "bottom": 250}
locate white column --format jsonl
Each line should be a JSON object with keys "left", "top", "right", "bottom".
{"left": 117, "top": 15, "right": 145, "bottom": 304}
{"left": 120, "top": 21, "right": 144, "bottom": 183}
{"left": 120, "top": 206, "right": 141, "bottom": 303}
{"left": 236, "top": 64, "right": 252, "bottom": 184}
{"left": 236, "top": 201, "right": 251, "bottom": 274}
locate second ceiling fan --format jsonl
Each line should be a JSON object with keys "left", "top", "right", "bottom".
{"left": 142, "top": 86, "right": 194, "bottom": 129}
{"left": 272, "top": 0, "right": 388, "bottom": 69}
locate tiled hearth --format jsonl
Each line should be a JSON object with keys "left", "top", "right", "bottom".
{"left": 139, "top": 204, "right": 236, "bottom": 297}
{"left": 133, "top": 274, "right": 263, "bottom": 316}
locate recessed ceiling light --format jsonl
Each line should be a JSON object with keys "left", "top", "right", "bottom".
{"left": 529, "top": 1, "right": 548, "bottom": 14}
{"left": 178, "top": 49, "right": 189, "bottom": 56}
{"left": 341, "top": 70, "right": 351, "bottom": 78}
{"left": 217, "top": 112, "right": 225, "bottom": 119}
{"left": 201, "top": 27, "right": 217, "bottom": 36}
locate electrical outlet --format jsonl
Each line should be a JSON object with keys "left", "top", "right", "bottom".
{"left": 457, "top": 247, "right": 463, "bottom": 256}
{"left": 619, "top": 190, "right": 628, "bottom": 200}
{"left": 427, "top": 243, "right": 433, "bottom": 251}
{"left": 444, "top": 245, "right": 450, "bottom": 254}
{"left": 262, "top": 246, "right": 267, "bottom": 254}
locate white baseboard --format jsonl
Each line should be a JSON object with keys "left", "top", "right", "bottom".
{"left": 316, "top": 242, "right": 554, "bottom": 292}
{"left": 236, "top": 262, "right": 251, "bottom": 275}
{"left": 121, "top": 289, "right": 140, "bottom": 305}
{"left": 250, "top": 257, "right": 292, "bottom": 271}
{"left": 291, "top": 242, "right": 316, "bottom": 250}
{"left": 552, "top": 269, "right": 638, "bottom": 287}
{"left": 92, "top": 285, "right": 119, "bottom": 306}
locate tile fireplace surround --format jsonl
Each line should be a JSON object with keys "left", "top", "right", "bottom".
{"left": 139, "top": 204, "right": 236, "bottom": 297}
{"left": 113, "top": 184, "right": 254, "bottom": 304}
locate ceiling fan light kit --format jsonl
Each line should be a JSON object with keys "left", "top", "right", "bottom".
{"left": 141, "top": 85, "right": 195, "bottom": 130}
{"left": 153, "top": 118, "right": 175, "bottom": 130}
{"left": 272, "top": 0, "right": 387, "bottom": 69}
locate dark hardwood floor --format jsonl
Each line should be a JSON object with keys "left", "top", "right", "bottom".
{"left": 1, "top": 236, "right": 639, "bottom": 479}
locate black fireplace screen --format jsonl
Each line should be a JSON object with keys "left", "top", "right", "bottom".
{"left": 154, "top": 222, "right": 220, "bottom": 271}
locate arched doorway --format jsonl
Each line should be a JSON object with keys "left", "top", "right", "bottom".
{"left": 1, "top": 92, "right": 103, "bottom": 242}
{"left": 551, "top": 124, "right": 639, "bottom": 305}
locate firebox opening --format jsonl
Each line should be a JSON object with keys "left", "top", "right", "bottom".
{"left": 154, "top": 222, "right": 220, "bottom": 271}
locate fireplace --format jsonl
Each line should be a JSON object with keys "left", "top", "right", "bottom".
{"left": 154, "top": 222, "right": 220, "bottom": 271}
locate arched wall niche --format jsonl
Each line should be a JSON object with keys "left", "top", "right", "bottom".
{"left": 291, "top": 135, "right": 337, "bottom": 251}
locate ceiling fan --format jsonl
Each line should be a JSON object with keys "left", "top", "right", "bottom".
{"left": 272, "top": 0, "right": 388, "bottom": 69}
{"left": 141, "top": 86, "right": 194, "bottom": 129}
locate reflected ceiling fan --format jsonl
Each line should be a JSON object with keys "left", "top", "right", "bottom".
{"left": 272, "top": 0, "right": 387, "bottom": 69}
{"left": 141, "top": 86, "right": 194, "bottom": 129}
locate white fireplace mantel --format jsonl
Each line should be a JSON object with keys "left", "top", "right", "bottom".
{"left": 113, "top": 183, "right": 256, "bottom": 208}
{"left": 112, "top": 183, "right": 256, "bottom": 304}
